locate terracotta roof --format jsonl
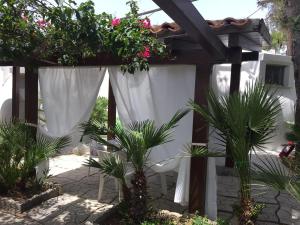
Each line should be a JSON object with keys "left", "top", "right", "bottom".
{"left": 150, "top": 17, "right": 251, "bottom": 37}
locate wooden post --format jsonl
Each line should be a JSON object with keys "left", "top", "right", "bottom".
{"left": 25, "top": 67, "right": 39, "bottom": 126}
{"left": 107, "top": 79, "right": 116, "bottom": 140}
{"left": 12, "top": 67, "right": 20, "bottom": 119}
{"left": 189, "top": 64, "right": 212, "bottom": 214}
{"left": 225, "top": 47, "right": 242, "bottom": 168}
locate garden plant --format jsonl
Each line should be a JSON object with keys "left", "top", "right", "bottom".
{"left": 252, "top": 122, "right": 300, "bottom": 203}
{"left": 84, "top": 109, "right": 189, "bottom": 224}
{"left": 0, "top": 0, "right": 166, "bottom": 74}
{"left": 0, "top": 121, "right": 70, "bottom": 196}
{"left": 189, "top": 84, "right": 281, "bottom": 225}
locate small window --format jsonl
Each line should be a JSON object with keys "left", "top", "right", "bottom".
{"left": 265, "top": 64, "right": 286, "bottom": 86}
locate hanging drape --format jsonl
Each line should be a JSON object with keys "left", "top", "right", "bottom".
{"left": 109, "top": 65, "right": 217, "bottom": 219}
{"left": 0, "top": 67, "right": 12, "bottom": 121}
{"left": 39, "top": 67, "right": 106, "bottom": 148}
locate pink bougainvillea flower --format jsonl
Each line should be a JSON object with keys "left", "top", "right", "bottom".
{"left": 138, "top": 46, "right": 151, "bottom": 58}
{"left": 37, "top": 19, "right": 47, "bottom": 28}
{"left": 141, "top": 18, "right": 151, "bottom": 29}
{"left": 111, "top": 18, "right": 121, "bottom": 27}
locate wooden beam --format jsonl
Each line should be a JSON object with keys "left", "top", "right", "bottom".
{"left": 189, "top": 64, "right": 212, "bottom": 214}
{"left": 0, "top": 50, "right": 259, "bottom": 68}
{"left": 25, "top": 67, "right": 39, "bottom": 126}
{"left": 228, "top": 34, "right": 261, "bottom": 52}
{"left": 225, "top": 47, "right": 242, "bottom": 168}
{"left": 107, "top": 79, "right": 116, "bottom": 140}
{"left": 166, "top": 39, "right": 203, "bottom": 51}
{"left": 152, "top": 0, "right": 227, "bottom": 59}
{"left": 12, "top": 67, "right": 21, "bottom": 119}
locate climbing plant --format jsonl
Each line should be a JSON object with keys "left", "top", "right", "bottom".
{"left": 0, "top": 0, "right": 166, "bottom": 74}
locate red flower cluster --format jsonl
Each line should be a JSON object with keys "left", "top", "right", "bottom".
{"left": 138, "top": 46, "right": 151, "bottom": 58}
{"left": 111, "top": 18, "right": 121, "bottom": 27}
{"left": 140, "top": 18, "right": 151, "bottom": 29}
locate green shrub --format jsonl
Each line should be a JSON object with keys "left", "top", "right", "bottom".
{"left": 0, "top": 121, "right": 70, "bottom": 194}
{"left": 90, "top": 97, "right": 108, "bottom": 124}
{"left": 191, "top": 215, "right": 230, "bottom": 225}
{"left": 192, "top": 215, "right": 212, "bottom": 225}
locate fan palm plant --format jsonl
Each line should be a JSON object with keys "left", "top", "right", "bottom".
{"left": 84, "top": 109, "right": 189, "bottom": 224}
{"left": 252, "top": 156, "right": 300, "bottom": 202}
{"left": 251, "top": 120, "right": 300, "bottom": 203}
{"left": 286, "top": 123, "right": 300, "bottom": 158}
{"left": 80, "top": 117, "right": 107, "bottom": 142}
{"left": 0, "top": 121, "right": 70, "bottom": 194}
{"left": 189, "top": 84, "right": 281, "bottom": 225}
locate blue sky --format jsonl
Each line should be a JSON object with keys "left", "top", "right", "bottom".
{"left": 75, "top": 0, "right": 268, "bottom": 24}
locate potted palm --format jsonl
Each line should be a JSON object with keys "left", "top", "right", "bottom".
{"left": 189, "top": 84, "right": 280, "bottom": 225}
{"left": 84, "top": 109, "right": 189, "bottom": 224}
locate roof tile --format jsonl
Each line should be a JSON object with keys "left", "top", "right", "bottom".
{"left": 150, "top": 18, "right": 251, "bottom": 37}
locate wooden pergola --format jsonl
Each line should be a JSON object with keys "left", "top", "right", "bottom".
{"left": 1, "top": 0, "right": 271, "bottom": 215}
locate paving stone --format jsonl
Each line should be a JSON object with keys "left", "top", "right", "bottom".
{"left": 256, "top": 221, "right": 280, "bottom": 225}
{"left": 27, "top": 194, "right": 79, "bottom": 221}
{"left": 217, "top": 176, "right": 239, "bottom": 198}
{"left": 218, "top": 196, "right": 237, "bottom": 212}
{"left": 217, "top": 211, "right": 233, "bottom": 221}
{"left": 252, "top": 187, "right": 279, "bottom": 204}
{"left": 277, "top": 208, "right": 292, "bottom": 225}
{"left": 256, "top": 203, "right": 279, "bottom": 221}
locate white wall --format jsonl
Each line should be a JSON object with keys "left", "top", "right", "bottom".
{"left": 209, "top": 53, "right": 296, "bottom": 166}
{"left": 0, "top": 67, "right": 13, "bottom": 122}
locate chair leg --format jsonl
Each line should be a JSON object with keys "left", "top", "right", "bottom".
{"left": 98, "top": 173, "right": 105, "bottom": 202}
{"left": 88, "top": 166, "right": 91, "bottom": 176}
{"left": 88, "top": 156, "right": 91, "bottom": 176}
{"left": 160, "top": 173, "right": 168, "bottom": 195}
{"left": 114, "top": 178, "right": 123, "bottom": 202}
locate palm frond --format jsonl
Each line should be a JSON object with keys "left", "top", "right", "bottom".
{"left": 84, "top": 155, "right": 126, "bottom": 181}
{"left": 287, "top": 182, "right": 300, "bottom": 202}
{"left": 187, "top": 145, "right": 226, "bottom": 158}
{"left": 252, "top": 156, "right": 300, "bottom": 202}
{"left": 252, "top": 157, "right": 290, "bottom": 190}
{"left": 80, "top": 118, "right": 107, "bottom": 140}
{"left": 0, "top": 120, "right": 71, "bottom": 193}
{"left": 286, "top": 123, "right": 300, "bottom": 143}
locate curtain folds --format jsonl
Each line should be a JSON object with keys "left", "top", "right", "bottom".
{"left": 39, "top": 67, "right": 106, "bottom": 148}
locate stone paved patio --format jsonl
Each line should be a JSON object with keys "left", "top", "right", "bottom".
{"left": 0, "top": 154, "right": 299, "bottom": 224}
{"left": 0, "top": 154, "right": 186, "bottom": 225}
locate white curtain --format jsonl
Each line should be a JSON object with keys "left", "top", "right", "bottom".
{"left": 39, "top": 67, "right": 106, "bottom": 148}
{"left": 0, "top": 67, "right": 12, "bottom": 122}
{"left": 109, "top": 66, "right": 217, "bottom": 219}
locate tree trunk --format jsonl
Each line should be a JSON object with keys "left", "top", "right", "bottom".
{"left": 286, "top": 0, "right": 300, "bottom": 157}
{"left": 130, "top": 170, "right": 148, "bottom": 224}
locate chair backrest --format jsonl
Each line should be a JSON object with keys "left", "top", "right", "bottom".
{"left": 97, "top": 150, "right": 127, "bottom": 162}
{"left": 97, "top": 150, "right": 113, "bottom": 163}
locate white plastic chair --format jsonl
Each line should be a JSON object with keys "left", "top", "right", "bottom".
{"left": 97, "top": 149, "right": 176, "bottom": 201}
{"left": 87, "top": 141, "right": 106, "bottom": 176}
{"left": 148, "top": 155, "right": 181, "bottom": 195}
{"left": 97, "top": 150, "right": 134, "bottom": 202}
